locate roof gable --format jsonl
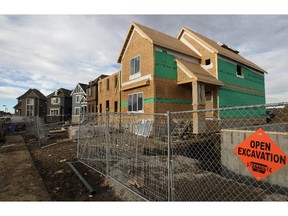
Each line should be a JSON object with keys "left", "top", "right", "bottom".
{"left": 178, "top": 28, "right": 267, "bottom": 74}
{"left": 117, "top": 22, "right": 201, "bottom": 63}
{"left": 71, "top": 83, "right": 88, "bottom": 95}
{"left": 17, "top": 88, "right": 46, "bottom": 100}
{"left": 47, "top": 88, "right": 72, "bottom": 98}
{"left": 88, "top": 74, "right": 109, "bottom": 87}
{"left": 176, "top": 58, "right": 223, "bottom": 86}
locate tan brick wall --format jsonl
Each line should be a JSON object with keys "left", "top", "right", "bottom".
{"left": 155, "top": 77, "right": 192, "bottom": 100}
{"left": 155, "top": 103, "right": 193, "bottom": 113}
{"left": 182, "top": 33, "right": 218, "bottom": 77}
{"left": 98, "top": 71, "right": 120, "bottom": 113}
{"left": 154, "top": 77, "right": 193, "bottom": 113}
{"left": 120, "top": 30, "right": 155, "bottom": 113}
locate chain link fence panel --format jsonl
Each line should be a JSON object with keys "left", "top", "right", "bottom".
{"left": 26, "top": 116, "right": 67, "bottom": 147}
{"left": 170, "top": 102, "right": 288, "bottom": 201}
{"left": 78, "top": 112, "right": 169, "bottom": 201}
{"left": 78, "top": 102, "right": 288, "bottom": 201}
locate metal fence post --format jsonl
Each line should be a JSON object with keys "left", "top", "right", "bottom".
{"left": 36, "top": 116, "right": 41, "bottom": 148}
{"left": 77, "top": 112, "right": 81, "bottom": 159}
{"left": 106, "top": 108, "right": 109, "bottom": 176}
{"left": 167, "top": 111, "right": 174, "bottom": 201}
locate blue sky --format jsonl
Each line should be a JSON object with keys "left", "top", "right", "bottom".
{"left": 0, "top": 2, "right": 288, "bottom": 113}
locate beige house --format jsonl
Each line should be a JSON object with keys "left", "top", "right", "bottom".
{"left": 115, "top": 22, "right": 266, "bottom": 133}
{"left": 98, "top": 71, "right": 120, "bottom": 113}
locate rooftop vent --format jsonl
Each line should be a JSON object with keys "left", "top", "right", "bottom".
{"left": 217, "top": 42, "right": 239, "bottom": 54}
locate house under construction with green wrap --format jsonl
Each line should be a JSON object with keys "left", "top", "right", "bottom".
{"left": 117, "top": 22, "right": 266, "bottom": 120}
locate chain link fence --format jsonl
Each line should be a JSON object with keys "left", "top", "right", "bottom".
{"left": 26, "top": 116, "right": 68, "bottom": 147}
{"left": 78, "top": 102, "right": 288, "bottom": 201}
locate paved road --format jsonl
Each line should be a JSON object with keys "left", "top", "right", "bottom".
{"left": 0, "top": 133, "right": 50, "bottom": 201}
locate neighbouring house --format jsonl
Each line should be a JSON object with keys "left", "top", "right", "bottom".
{"left": 86, "top": 74, "right": 108, "bottom": 113}
{"left": 46, "top": 88, "right": 72, "bottom": 123}
{"left": 14, "top": 88, "right": 47, "bottom": 117}
{"left": 98, "top": 71, "right": 120, "bottom": 113}
{"left": 71, "top": 83, "right": 88, "bottom": 123}
{"left": 117, "top": 22, "right": 267, "bottom": 133}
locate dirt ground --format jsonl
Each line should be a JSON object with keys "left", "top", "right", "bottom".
{"left": 0, "top": 131, "right": 126, "bottom": 201}
{"left": 0, "top": 134, "right": 50, "bottom": 201}
{"left": 23, "top": 133, "right": 123, "bottom": 201}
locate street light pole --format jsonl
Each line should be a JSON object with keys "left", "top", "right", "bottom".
{"left": 3, "top": 105, "right": 7, "bottom": 113}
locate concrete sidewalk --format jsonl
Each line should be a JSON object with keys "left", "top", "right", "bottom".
{"left": 0, "top": 134, "right": 50, "bottom": 201}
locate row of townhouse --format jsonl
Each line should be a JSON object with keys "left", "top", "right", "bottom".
{"left": 14, "top": 22, "right": 267, "bottom": 128}
{"left": 14, "top": 88, "right": 74, "bottom": 123}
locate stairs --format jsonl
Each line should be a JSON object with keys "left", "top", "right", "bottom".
{"left": 171, "top": 120, "right": 192, "bottom": 142}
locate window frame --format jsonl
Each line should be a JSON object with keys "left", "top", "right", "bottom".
{"left": 99, "top": 82, "right": 102, "bottom": 94}
{"left": 236, "top": 64, "right": 244, "bottom": 78}
{"left": 26, "top": 98, "right": 34, "bottom": 116}
{"left": 114, "top": 101, "right": 118, "bottom": 112}
{"left": 114, "top": 75, "right": 118, "bottom": 88}
{"left": 51, "top": 97, "right": 60, "bottom": 105}
{"left": 130, "top": 55, "right": 141, "bottom": 77}
{"left": 205, "top": 59, "right": 211, "bottom": 65}
{"left": 128, "top": 92, "right": 143, "bottom": 113}
{"left": 50, "top": 108, "right": 60, "bottom": 116}
{"left": 76, "top": 95, "right": 81, "bottom": 103}
{"left": 75, "top": 107, "right": 81, "bottom": 115}
{"left": 106, "top": 79, "right": 110, "bottom": 91}
{"left": 88, "top": 88, "right": 92, "bottom": 97}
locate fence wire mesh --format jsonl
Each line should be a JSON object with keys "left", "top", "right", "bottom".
{"left": 78, "top": 103, "right": 288, "bottom": 201}
{"left": 26, "top": 116, "right": 67, "bottom": 147}
{"left": 78, "top": 112, "right": 169, "bottom": 201}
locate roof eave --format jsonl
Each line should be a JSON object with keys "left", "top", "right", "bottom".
{"left": 117, "top": 24, "right": 135, "bottom": 63}
{"left": 179, "top": 27, "right": 218, "bottom": 54}
{"left": 218, "top": 54, "right": 268, "bottom": 74}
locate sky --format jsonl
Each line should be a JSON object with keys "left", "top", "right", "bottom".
{"left": 0, "top": 2, "right": 288, "bottom": 113}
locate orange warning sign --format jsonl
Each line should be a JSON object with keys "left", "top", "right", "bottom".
{"left": 234, "top": 128, "right": 287, "bottom": 181}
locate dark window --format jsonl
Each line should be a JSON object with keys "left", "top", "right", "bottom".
{"left": 128, "top": 95, "right": 132, "bottom": 112}
{"left": 138, "top": 93, "right": 143, "bottom": 111}
{"left": 205, "top": 59, "right": 211, "bottom": 65}
{"left": 132, "top": 94, "right": 137, "bottom": 111}
{"left": 236, "top": 65, "right": 243, "bottom": 77}
{"left": 114, "top": 101, "right": 118, "bottom": 112}
{"left": 88, "top": 104, "right": 91, "bottom": 113}
{"left": 106, "top": 100, "right": 109, "bottom": 112}
{"left": 92, "top": 105, "right": 94, "bottom": 113}
{"left": 114, "top": 75, "right": 118, "bottom": 88}
{"left": 100, "top": 104, "right": 102, "bottom": 113}
{"left": 107, "top": 79, "right": 110, "bottom": 91}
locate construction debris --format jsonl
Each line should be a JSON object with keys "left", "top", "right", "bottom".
{"left": 128, "top": 177, "right": 145, "bottom": 189}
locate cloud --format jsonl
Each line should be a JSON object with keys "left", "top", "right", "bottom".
{"left": 247, "top": 48, "right": 288, "bottom": 103}
{"left": 0, "top": 15, "right": 124, "bottom": 91}
{"left": 0, "top": 86, "right": 26, "bottom": 99}
{"left": 0, "top": 15, "right": 288, "bottom": 105}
